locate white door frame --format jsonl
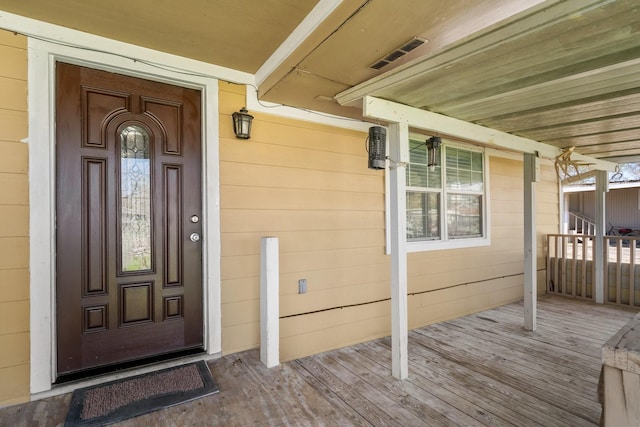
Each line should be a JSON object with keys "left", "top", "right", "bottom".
{"left": 0, "top": 11, "right": 252, "bottom": 394}
{"left": 29, "top": 38, "right": 222, "bottom": 394}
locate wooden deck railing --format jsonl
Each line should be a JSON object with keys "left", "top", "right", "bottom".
{"left": 547, "top": 234, "right": 640, "bottom": 307}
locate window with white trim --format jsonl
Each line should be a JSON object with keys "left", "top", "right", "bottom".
{"left": 406, "top": 138, "right": 487, "bottom": 249}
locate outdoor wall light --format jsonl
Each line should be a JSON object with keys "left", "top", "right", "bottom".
{"left": 232, "top": 107, "right": 254, "bottom": 139}
{"left": 426, "top": 136, "right": 442, "bottom": 169}
{"left": 367, "top": 126, "right": 387, "bottom": 170}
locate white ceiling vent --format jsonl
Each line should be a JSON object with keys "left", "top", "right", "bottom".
{"left": 369, "top": 37, "right": 427, "bottom": 70}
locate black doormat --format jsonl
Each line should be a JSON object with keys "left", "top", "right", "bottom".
{"left": 64, "top": 361, "right": 219, "bottom": 426}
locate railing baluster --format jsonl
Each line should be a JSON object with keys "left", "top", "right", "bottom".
{"left": 581, "top": 236, "right": 587, "bottom": 298}
{"left": 616, "top": 238, "right": 622, "bottom": 305}
{"left": 553, "top": 236, "right": 560, "bottom": 293}
{"left": 562, "top": 235, "right": 568, "bottom": 295}
{"left": 571, "top": 235, "right": 577, "bottom": 296}
{"left": 604, "top": 236, "right": 610, "bottom": 303}
{"left": 631, "top": 240, "right": 636, "bottom": 307}
{"left": 546, "top": 235, "right": 553, "bottom": 293}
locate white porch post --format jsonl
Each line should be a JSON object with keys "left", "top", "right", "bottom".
{"left": 523, "top": 153, "right": 537, "bottom": 331}
{"left": 388, "top": 122, "right": 409, "bottom": 380}
{"left": 260, "top": 236, "right": 280, "bottom": 367}
{"left": 560, "top": 191, "right": 569, "bottom": 234}
{"left": 594, "top": 170, "right": 608, "bottom": 304}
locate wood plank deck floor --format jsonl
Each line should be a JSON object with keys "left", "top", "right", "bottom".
{"left": 1, "top": 295, "right": 637, "bottom": 426}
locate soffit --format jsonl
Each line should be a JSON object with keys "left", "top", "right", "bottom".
{"left": 0, "top": 0, "right": 318, "bottom": 73}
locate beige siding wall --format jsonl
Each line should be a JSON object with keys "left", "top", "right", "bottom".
{"left": 536, "top": 161, "right": 560, "bottom": 292}
{"left": 219, "top": 83, "right": 390, "bottom": 359}
{"left": 0, "top": 30, "right": 29, "bottom": 406}
{"left": 406, "top": 155, "right": 524, "bottom": 328}
{"left": 219, "top": 82, "right": 556, "bottom": 362}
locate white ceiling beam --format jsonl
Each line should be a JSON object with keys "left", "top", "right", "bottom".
{"left": 363, "top": 96, "right": 617, "bottom": 172}
{"left": 255, "top": 0, "right": 343, "bottom": 86}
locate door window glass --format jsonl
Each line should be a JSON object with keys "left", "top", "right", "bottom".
{"left": 120, "top": 125, "right": 152, "bottom": 272}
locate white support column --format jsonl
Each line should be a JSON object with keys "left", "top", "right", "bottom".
{"left": 388, "top": 122, "right": 409, "bottom": 380}
{"left": 523, "top": 153, "right": 537, "bottom": 331}
{"left": 260, "top": 237, "right": 279, "bottom": 368}
{"left": 560, "top": 190, "right": 568, "bottom": 234}
{"left": 594, "top": 170, "right": 609, "bottom": 304}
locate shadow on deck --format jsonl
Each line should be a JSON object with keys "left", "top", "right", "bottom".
{"left": 1, "top": 295, "right": 636, "bottom": 426}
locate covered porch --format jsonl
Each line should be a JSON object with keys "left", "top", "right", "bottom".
{"left": 1, "top": 0, "right": 638, "bottom": 407}
{"left": 1, "top": 295, "right": 635, "bottom": 426}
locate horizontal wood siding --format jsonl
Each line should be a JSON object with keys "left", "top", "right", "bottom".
{"left": 0, "top": 30, "right": 29, "bottom": 407}
{"left": 407, "top": 155, "right": 533, "bottom": 330}
{"left": 219, "top": 83, "right": 556, "bottom": 361}
{"left": 537, "top": 160, "right": 560, "bottom": 292}
{"left": 219, "top": 82, "right": 390, "bottom": 359}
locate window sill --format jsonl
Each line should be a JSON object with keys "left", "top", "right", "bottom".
{"left": 407, "top": 237, "right": 490, "bottom": 253}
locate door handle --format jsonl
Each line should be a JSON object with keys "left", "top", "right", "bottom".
{"left": 190, "top": 232, "right": 200, "bottom": 242}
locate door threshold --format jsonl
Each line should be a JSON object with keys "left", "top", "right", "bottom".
{"left": 31, "top": 351, "right": 221, "bottom": 402}
{"left": 55, "top": 348, "right": 206, "bottom": 384}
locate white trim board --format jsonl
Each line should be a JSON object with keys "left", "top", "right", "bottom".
{"left": 245, "top": 89, "right": 372, "bottom": 132}
{"left": 22, "top": 28, "right": 222, "bottom": 395}
{"left": 255, "top": 0, "right": 343, "bottom": 86}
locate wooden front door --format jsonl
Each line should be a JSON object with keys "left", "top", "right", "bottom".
{"left": 55, "top": 63, "right": 203, "bottom": 378}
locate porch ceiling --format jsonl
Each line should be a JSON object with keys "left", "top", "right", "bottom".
{"left": 2, "top": 0, "right": 640, "bottom": 163}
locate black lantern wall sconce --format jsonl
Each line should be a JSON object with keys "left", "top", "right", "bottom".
{"left": 426, "top": 136, "right": 441, "bottom": 168}
{"left": 366, "top": 127, "right": 441, "bottom": 171}
{"left": 367, "top": 126, "right": 387, "bottom": 170}
{"left": 232, "top": 107, "right": 254, "bottom": 139}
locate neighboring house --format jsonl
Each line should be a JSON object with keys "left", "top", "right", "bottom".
{"left": 0, "top": 1, "right": 636, "bottom": 408}
{"left": 565, "top": 182, "right": 640, "bottom": 232}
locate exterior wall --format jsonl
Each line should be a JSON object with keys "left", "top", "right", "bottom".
{"left": 219, "top": 82, "right": 555, "bottom": 361}
{"left": 0, "top": 30, "right": 29, "bottom": 406}
{"left": 0, "top": 41, "right": 558, "bottom": 406}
